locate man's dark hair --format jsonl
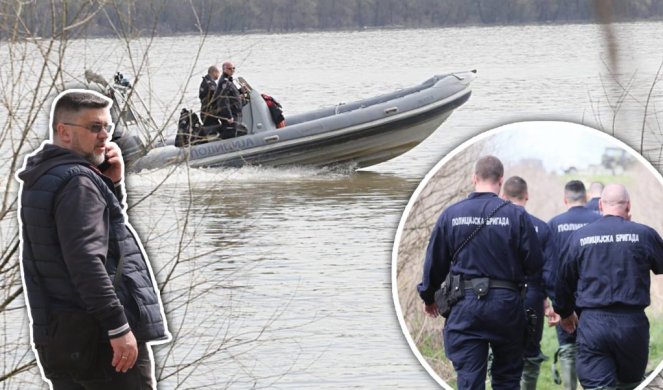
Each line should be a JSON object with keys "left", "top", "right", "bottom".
{"left": 503, "top": 176, "right": 528, "bottom": 200}
{"left": 474, "top": 155, "right": 504, "bottom": 183}
{"left": 564, "top": 180, "right": 587, "bottom": 203}
{"left": 52, "top": 91, "right": 111, "bottom": 136}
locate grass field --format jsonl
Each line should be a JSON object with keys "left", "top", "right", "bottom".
{"left": 418, "top": 311, "right": 663, "bottom": 389}
{"left": 516, "top": 310, "right": 663, "bottom": 389}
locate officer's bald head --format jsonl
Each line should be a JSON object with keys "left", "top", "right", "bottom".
{"left": 563, "top": 180, "right": 587, "bottom": 206}
{"left": 502, "top": 176, "right": 528, "bottom": 205}
{"left": 474, "top": 155, "right": 503, "bottom": 184}
{"left": 599, "top": 184, "right": 630, "bottom": 218}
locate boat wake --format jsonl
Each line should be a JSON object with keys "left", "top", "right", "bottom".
{"left": 127, "top": 163, "right": 357, "bottom": 189}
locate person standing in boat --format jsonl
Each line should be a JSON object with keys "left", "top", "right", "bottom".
{"left": 199, "top": 65, "right": 221, "bottom": 127}
{"left": 213, "top": 61, "right": 244, "bottom": 139}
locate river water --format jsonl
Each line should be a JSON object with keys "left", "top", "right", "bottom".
{"left": 3, "top": 21, "right": 663, "bottom": 389}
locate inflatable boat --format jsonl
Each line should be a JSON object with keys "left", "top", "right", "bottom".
{"left": 83, "top": 70, "right": 476, "bottom": 172}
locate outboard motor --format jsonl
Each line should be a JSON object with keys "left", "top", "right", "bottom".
{"left": 175, "top": 108, "right": 202, "bottom": 147}
{"left": 114, "top": 72, "right": 132, "bottom": 88}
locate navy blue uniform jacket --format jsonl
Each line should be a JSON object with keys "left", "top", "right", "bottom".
{"left": 586, "top": 197, "right": 601, "bottom": 213}
{"left": 528, "top": 213, "right": 557, "bottom": 297}
{"left": 548, "top": 206, "right": 601, "bottom": 301}
{"left": 418, "top": 192, "right": 544, "bottom": 305}
{"left": 555, "top": 215, "right": 663, "bottom": 318}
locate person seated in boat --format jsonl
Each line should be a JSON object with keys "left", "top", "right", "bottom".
{"left": 213, "top": 61, "right": 246, "bottom": 139}
{"left": 199, "top": 65, "right": 221, "bottom": 127}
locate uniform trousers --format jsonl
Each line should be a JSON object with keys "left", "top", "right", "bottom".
{"left": 576, "top": 309, "right": 648, "bottom": 390}
{"left": 444, "top": 289, "right": 526, "bottom": 390}
{"left": 521, "top": 286, "right": 546, "bottom": 389}
{"left": 556, "top": 322, "right": 577, "bottom": 346}
{"left": 523, "top": 286, "right": 545, "bottom": 358}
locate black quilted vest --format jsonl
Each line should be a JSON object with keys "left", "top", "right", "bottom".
{"left": 20, "top": 162, "right": 167, "bottom": 345}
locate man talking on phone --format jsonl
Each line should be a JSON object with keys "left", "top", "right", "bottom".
{"left": 17, "top": 90, "right": 169, "bottom": 389}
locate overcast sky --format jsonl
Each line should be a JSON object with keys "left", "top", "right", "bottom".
{"left": 483, "top": 121, "right": 624, "bottom": 173}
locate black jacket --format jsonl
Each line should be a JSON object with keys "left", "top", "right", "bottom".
{"left": 199, "top": 74, "right": 217, "bottom": 116}
{"left": 18, "top": 144, "right": 168, "bottom": 345}
{"left": 214, "top": 73, "right": 242, "bottom": 121}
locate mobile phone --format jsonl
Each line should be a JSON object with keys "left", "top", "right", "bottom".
{"left": 97, "top": 156, "right": 111, "bottom": 171}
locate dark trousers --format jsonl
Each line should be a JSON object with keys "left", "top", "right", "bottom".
{"left": 219, "top": 114, "right": 246, "bottom": 139}
{"left": 444, "top": 289, "right": 526, "bottom": 390}
{"left": 39, "top": 343, "right": 154, "bottom": 390}
{"left": 556, "top": 321, "right": 577, "bottom": 345}
{"left": 200, "top": 107, "right": 218, "bottom": 127}
{"left": 202, "top": 115, "right": 219, "bottom": 127}
{"left": 576, "top": 309, "right": 648, "bottom": 389}
{"left": 523, "top": 287, "right": 545, "bottom": 358}
{"left": 219, "top": 121, "right": 237, "bottom": 139}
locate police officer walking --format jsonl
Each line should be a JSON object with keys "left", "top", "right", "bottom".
{"left": 547, "top": 180, "right": 600, "bottom": 390}
{"left": 418, "top": 156, "right": 543, "bottom": 390}
{"left": 501, "top": 176, "right": 556, "bottom": 390}
{"left": 585, "top": 181, "right": 604, "bottom": 214}
{"left": 554, "top": 184, "right": 663, "bottom": 390}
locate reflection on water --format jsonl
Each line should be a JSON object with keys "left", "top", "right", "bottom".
{"left": 126, "top": 167, "right": 432, "bottom": 388}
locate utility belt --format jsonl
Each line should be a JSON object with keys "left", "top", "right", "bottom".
{"left": 435, "top": 274, "right": 525, "bottom": 318}
{"left": 464, "top": 277, "right": 523, "bottom": 297}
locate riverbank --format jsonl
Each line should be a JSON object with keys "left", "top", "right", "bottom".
{"left": 4, "top": 0, "right": 663, "bottom": 41}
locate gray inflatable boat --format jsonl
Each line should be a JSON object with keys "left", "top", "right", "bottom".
{"left": 88, "top": 70, "right": 476, "bottom": 172}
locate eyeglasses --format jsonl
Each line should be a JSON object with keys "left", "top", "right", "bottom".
{"left": 227, "top": 67, "right": 236, "bottom": 70}
{"left": 63, "top": 122, "right": 114, "bottom": 134}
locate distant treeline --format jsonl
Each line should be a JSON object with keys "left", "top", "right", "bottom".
{"left": 4, "top": 0, "right": 663, "bottom": 38}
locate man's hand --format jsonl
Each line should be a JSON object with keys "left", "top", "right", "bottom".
{"left": 560, "top": 312, "right": 578, "bottom": 334}
{"left": 100, "top": 142, "right": 124, "bottom": 184}
{"left": 544, "top": 301, "right": 561, "bottom": 327}
{"left": 110, "top": 330, "right": 138, "bottom": 373}
{"left": 424, "top": 303, "right": 439, "bottom": 318}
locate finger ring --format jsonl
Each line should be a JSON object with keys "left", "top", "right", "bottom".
{"left": 121, "top": 355, "right": 128, "bottom": 359}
